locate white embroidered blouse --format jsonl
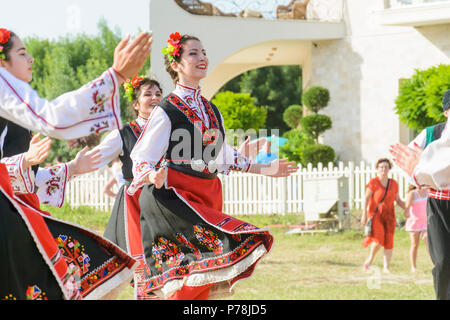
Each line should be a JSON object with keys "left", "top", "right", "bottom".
{"left": 0, "top": 67, "right": 122, "bottom": 140}
{"left": 88, "top": 116, "right": 148, "bottom": 170}
{"left": 127, "top": 83, "right": 252, "bottom": 195}
{"left": 0, "top": 66, "right": 123, "bottom": 205}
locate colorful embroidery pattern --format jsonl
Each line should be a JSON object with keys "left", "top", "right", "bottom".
{"left": 26, "top": 285, "right": 48, "bottom": 300}
{"left": 144, "top": 236, "right": 264, "bottom": 292}
{"left": 56, "top": 235, "right": 90, "bottom": 276}
{"left": 90, "top": 91, "right": 107, "bottom": 114}
{"left": 193, "top": 225, "right": 223, "bottom": 254}
{"left": 90, "top": 121, "right": 110, "bottom": 134}
{"left": 45, "top": 176, "right": 62, "bottom": 196}
{"left": 176, "top": 232, "right": 202, "bottom": 259}
{"left": 89, "top": 78, "right": 106, "bottom": 89}
{"left": 234, "top": 223, "right": 259, "bottom": 232}
{"left": 167, "top": 94, "right": 220, "bottom": 145}
{"left": 151, "top": 237, "right": 185, "bottom": 272}
{"left": 80, "top": 256, "right": 125, "bottom": 295}
{"left": 129, "top": 120, "right": 143, "bottom": 139}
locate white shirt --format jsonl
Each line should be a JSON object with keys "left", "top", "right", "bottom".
{"left": 127, "top": 83, "right": 251, "bottom": 195}
{"left": 0, "top": 67, "right": 122, "bottom": 142}
{"left": 88, "top": 116, "right": 148, "bottom": 170}
{"left": 413, "top": 118, "right": 450, "bottom": 189}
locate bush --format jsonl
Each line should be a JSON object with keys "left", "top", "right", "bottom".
{"left": 395, "top": 64, "right": 450, "bottom": 132}
{"left": 279, "top": 128, "right": 314, "bottom": 163}
{"left": 302, "top": 144, "right": 335, "bottom": 167}
{"left": 301, "top": 86, "right": 330, "bottom": 113}
{"left": 283, "top": 104, "right": 303, "bottom": 129}
{"left": 300, "top": 114, "right": 332, "bottom": 143}
{"left": 212, "top": 91, "right": 267, "bottom": 131}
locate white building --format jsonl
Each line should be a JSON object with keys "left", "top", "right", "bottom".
{"left": 148, "top": 0, "right": 450, "bottom": 163}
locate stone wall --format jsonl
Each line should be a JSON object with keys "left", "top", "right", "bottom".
{"left": 308, "top": 0, "right": 450, "bottom": 162}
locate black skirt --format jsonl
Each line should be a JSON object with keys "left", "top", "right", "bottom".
{"left": 0, "top": 164, "right": 136, "bottom": 300}
{"left": 137, "top": 168, "right": 273, "bottom": 299}
{"left": 103, "top": 184, "right": 158, "bottom": 300}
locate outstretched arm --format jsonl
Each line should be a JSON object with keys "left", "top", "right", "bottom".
{"left": 0, "top": 32, "right": 152, "bottom": 140}
{"left": 247, "top": 158, "right": 298, "bottom": 177}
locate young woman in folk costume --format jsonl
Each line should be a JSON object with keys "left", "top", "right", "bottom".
{"left": 0, "top": 28, "right": 152, "bottom": 300}
{"left": 127, "top": 33, "right": 298, "bottom": 300}
{"left": 89, "top": 75, "right": 267, "bottom": 300}
{"left": 79, "top": 75, "right": 163, "bottom": 300}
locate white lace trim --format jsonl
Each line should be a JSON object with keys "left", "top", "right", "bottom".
{"left": 154, "top": 244, "right": 268, "bottom": 299}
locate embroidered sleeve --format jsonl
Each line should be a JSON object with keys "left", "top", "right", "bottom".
{"left": 88, "top": 129, "right": 123, "bottom": 170}
{"left": 127, "top": 161, "right": 155, "bottom": 196}
{"left": 35, "top": 164, "right": 69, "bottom": 208}
{"left": 0, "top": 153, "right": 35, "bottom": 194}
{"left": 215, "top": 138, "right": 252, "bottom": 175}
{"left": 128, "top": 107, "right": 171, "bottom": 196}
{"left": 0, "top": 67, "right": 121, "bottom": 140}
{"left": 218, "top": 144, "right": 252, "bottom": 175}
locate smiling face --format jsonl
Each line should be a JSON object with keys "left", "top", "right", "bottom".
{"left": 171, "top": 39, "right": 208, "bottom": 87}
{"left": 0, "top": 36, "right": 34, "bottom": 82}
{"left": 133, "top": 83, "right": 162, "bottom": 119}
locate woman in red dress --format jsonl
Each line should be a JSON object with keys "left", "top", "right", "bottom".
{"left": 361, "top": 158, "right": 406, "bottom": 273}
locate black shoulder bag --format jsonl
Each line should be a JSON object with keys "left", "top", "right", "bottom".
{"left": 364, "top": 179, "right": 390, "bottom": 237}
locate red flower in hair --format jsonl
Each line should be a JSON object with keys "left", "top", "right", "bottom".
{"left": 170, "top": 32, "right": 182, "bottom": 42}
{"left": 0, "top": 28, "right": 11, "bottom": 44}
{"left": 131, "top": 75, "right": 143, "bottom": 89}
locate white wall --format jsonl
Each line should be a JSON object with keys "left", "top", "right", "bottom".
{"left": 309, "top": 0, "right": 450, "bottom": 162}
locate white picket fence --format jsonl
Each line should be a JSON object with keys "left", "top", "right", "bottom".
{"left": 66, "top": 161, "right": 410, "bottom": 215}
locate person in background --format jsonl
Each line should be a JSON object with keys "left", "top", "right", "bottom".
{"left": 404, "top": 184, "right": 429, "bottom": 273}
{"left": 361, "top": 158, "right": 406, "bottom": 273}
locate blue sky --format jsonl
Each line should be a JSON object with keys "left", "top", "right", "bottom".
{"left": 2, "top": 0, "right": 151, "bottom": 40}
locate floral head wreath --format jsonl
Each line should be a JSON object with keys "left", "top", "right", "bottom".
{"left": 0, "top": 28, "right": 11, "bottom": 60}
{"left": 161, "top": 32, "right": 182, "bottom": 63}
{"left": 123, "top": 75, "right": 144, "bottom": 102}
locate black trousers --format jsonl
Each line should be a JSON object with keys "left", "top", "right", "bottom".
{"left": 427, "top": 198, "right": 450, "bottom": 300}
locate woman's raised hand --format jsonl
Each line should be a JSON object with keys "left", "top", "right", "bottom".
{"left": 112, "top": 32, "right": 153, "bottom": 84}
{"left": 67, "top": 147, "right": 102, "bottom": 177}
{"left": 389, "top": 143, "right": 423, "bottom": 176}
{"left": 23, "top": 133, "right": 52, "bottom": 170}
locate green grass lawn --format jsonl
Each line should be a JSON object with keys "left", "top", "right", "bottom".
{"left": 45, "top": 205, "right": 435, "bottom": 300}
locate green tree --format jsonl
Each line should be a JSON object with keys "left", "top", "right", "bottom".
{"left": 395, "top": 64, "right": 450, "bottom": 132}
{"left": 301, "top": 114, "right": 332, "bottom": 143}
{"left": 23, "top": 19, "right": 151, "bottom": 164}
{"left": 283, "top": 104, "right": 303, "bottom": 129}
{"left": 281, "top": 86, "right": 335, "bottom": 166}
{"left": 301, "top": 85, "right": 330, "bottom": 113}
{"left": 302, "top": 144, "right": 335, "bottom": 167}
{"left": 212, "top": 91, "right": 267, "bottom": 131}
{"left": 279, "top": 128, "right": 314, "bottom": 163}
{"left": 218, "top": 65, "right": 302, "bottom": 134}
